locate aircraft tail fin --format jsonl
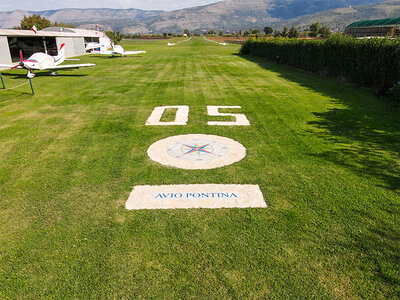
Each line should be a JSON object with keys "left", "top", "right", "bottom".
{"left": 100, "top": 45, "right": 108, "bottom": 53}
{"left": 113, "top": 44, "right": 124, "bottom": 54}
{"left": 54, "top": 43, "right": 66, "bottom": 65}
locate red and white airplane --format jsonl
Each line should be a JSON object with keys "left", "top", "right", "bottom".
{"left": 0, "top": 43, "right": 95, "bottom": 78}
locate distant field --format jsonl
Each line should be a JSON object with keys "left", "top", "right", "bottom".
{"left": 125, "top": 37, "right": 173, "bottom": 40}
{"left": 0, "top": 37, "right": 399, "bottom": 298}
{"left": 208, "top": 36, "right": 250, "bottom": 44}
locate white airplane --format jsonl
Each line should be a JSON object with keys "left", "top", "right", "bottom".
{"left": 0, "top": 43, "right": 95, "bottom": 78}
{"left": 85, "top": 42, "right": 103, "bottom": 52}
{"left": 112, "top": 44, "right": 146, "bottom": 56}
{"left": 88, "top": 43, "right": 145, "bottom": 57}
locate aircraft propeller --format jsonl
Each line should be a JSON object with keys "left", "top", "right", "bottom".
{"left": 10, "top": 50, "right": 35, "bottom": 78}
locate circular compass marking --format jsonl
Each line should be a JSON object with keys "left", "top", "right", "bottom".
{"left": 181, "top": 143, "right": 213, "bottom": 156}
{"left": 147, "top": 134, "right": 246, "bottom": 169}
{"left": 168, "top": 140, "right": 225, "bottom": 162}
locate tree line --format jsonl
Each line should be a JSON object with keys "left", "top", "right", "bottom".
{"left": 205, "top": 22, "right": 332, "bottom": 39}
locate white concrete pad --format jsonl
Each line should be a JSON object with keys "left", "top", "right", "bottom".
{"left": 126, "top": 184, "right": 266, "bottom": 210}
{"left": 147, "top": 134, "right": 246, "bottom": 169}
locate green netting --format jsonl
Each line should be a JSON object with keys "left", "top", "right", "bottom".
{"left": 347, "top": 18, "right": 400, "bottom": 28}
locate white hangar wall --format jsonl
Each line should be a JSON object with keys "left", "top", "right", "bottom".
{"left": 0, "top": 36, "right": 12, "bottom": 65}
{"left": 56, "top": 37, "right": 85, "bottom": 57}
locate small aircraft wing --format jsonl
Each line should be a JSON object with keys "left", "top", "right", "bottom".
{"left": 85, "top": 43, "right": 102, "bottom": 51}
{"left": 92, "top": 50, "right": 115, "bottom": 55}
{"left": 0, "top": 64, "right": 19, "bottom": 69}
{"left": 46, "top": 63, "right": 95, "bottom": 70}
{"left": 123, "top": 51, "right": 146, "bottom": 55}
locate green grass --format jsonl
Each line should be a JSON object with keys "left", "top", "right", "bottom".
{"left": 0, "top": 37, "right": 399, "bottom": 299}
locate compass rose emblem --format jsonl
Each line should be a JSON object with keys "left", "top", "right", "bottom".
{"left": 181, "top": 143, "right": 214, "bottom": 156}
{"left": 148, "top": 134, "right": 246, "bottom": 169}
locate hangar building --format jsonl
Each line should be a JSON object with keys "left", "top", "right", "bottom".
{"left": 0, "top": 28, "right": 112, "bottom": 64}
{"left": 345, "top": 18, "right": 400, "bottom": 38}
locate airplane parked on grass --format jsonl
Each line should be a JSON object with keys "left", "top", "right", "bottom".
{"left": 86, "top": 43, "right": 146, "bottom": 57}
{"left": 0, "top": 43, "right": 95, "bottom": 78}
{"left": 167, "top": 37, "right": 192, "bottom": 46}
{"left": 85, "top": 42, "right": 103, "bottom": 52}
{"left": 111, "top": 44, "right": 146, "bottom": 56}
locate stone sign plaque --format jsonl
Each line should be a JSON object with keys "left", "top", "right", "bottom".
{"left": 126, "top": 184, "right": 266, "bottom": 210}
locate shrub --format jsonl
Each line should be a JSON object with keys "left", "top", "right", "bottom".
{"left": 389, "top": 82, "right": 400, "bottom": 102}
{"left": 239, "top": 34, "right": 400, "bottom": 95}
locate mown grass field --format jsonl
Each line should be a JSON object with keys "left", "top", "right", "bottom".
{"left": 0, "top": 37, "right": 399, "bottom": 298}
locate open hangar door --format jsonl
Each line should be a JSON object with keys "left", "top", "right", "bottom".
{"left": 7, "top": 36, "right": 57, "bottom": 62}
{"left": 84, "top": 36, "right": 99, "bottom": 45}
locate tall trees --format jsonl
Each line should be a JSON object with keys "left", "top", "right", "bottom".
{"left": 309, "top": 22, "right": 322, "bottom": 37}
{"left": 51, "top": 22, "right": 75, "bottom": 28}
{"left": 16, "top": 14, "right": 51, "bottom": 30}
{"left": 319, "top": 26, "right": 332, "bottom": 38}
{"left": 309, "top": 22, "right": 332, "bottom": 38}
{"left": 274, "top": 30, "right": 282, "bottom": 37}
{"left": 282, "top": 26, "right": 289, "bottom": 38}
{"left": 15, "top": 14, "right": 74, "bottom": 30}
{"left": 288, "top": 26, "right": 299, "bottom": 38}
{"left": 264, "top": 26, "right": 273, "bottom": 35}
{"left": 105, "top": 31, "right": 124, "bottom": 44}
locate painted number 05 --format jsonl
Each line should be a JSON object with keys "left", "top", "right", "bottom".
{"left": 146, "top": 106, "right": 250, "bottom": 126}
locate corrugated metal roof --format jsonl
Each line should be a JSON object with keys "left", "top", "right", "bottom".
{"left": 0, "top": 28, "right": 106, "bottom": 38}
{"left": 347, "top": 18, "right": 400, "bottom": 28}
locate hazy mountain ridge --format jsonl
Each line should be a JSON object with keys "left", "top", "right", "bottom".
{"left": 267, "top": 0, "right": 389, "bottom": 18}
{"left": 0, "top": 0, "right": 396, "bottom": 33}
{"left": 0, "top": 8, "right": 164, "bottom": 31}
{"left": 279, "top": 0, "right": 400, "bottom": 30}
{"left": 0, "top": 10, "right": 30, "bottom": 28}
{"left": 149, "top": 0, "right": 277, "bottom": 32}
{"left": 148, "top": 0, "right": 391, "bottom": 32}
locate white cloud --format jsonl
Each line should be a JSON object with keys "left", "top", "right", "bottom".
{"left": 0, "top": 0, "right": 221, "bottom": 11}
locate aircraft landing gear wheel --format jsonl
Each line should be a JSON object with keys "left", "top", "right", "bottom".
{"left": 27, "top": 71, "right": 35, "bottom": 79}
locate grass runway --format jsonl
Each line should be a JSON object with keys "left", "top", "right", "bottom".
{"left": 0, "top": 37, "right": 399, "bottom": 298}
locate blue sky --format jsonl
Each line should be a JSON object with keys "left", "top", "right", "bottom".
{"left": 0, "top": 0, "right": 221, "bottom": 12}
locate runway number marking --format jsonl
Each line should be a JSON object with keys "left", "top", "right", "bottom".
{"left": 207, "top": 106, "right": 250, "bottom": 126}
{"left": 146, "top": 106, "right": 250, "bottom": 126}
{"left": 146, "top": 105, "right": 189, "bottom": 126}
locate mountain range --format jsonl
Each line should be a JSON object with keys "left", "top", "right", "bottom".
{"left": 0, "top": 0, "right": 398, "bottom": 33}
{"left": 279, "top": 0, "right": 400, "bottom": 30}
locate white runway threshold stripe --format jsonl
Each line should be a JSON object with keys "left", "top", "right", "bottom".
{"left": 125, "top": 184, "right": 267, "bottom": 210}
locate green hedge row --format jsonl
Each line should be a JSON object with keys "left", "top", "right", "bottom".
{"left": 240, "top": 35, "right": 400, "bottom": 96}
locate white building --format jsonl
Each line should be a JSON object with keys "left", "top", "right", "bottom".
{"left": 0, "top": 27, "right": 112, "bottom": 64}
